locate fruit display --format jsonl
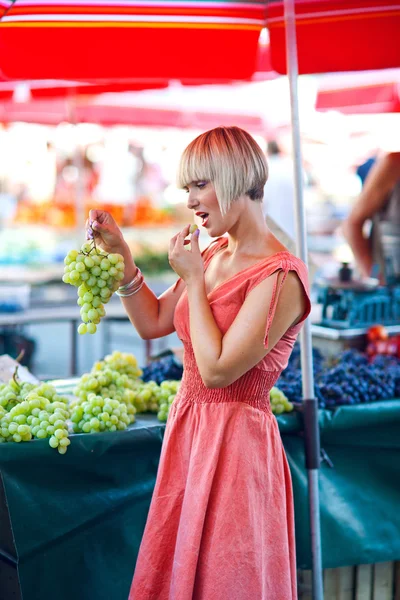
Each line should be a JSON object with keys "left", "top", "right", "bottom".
{"left": 276, "top": 346, "right": 400, "bottom": 408}
{"left": 366, "top": 325, "right": 400, "bottom": 359}
{"left": 92, "top": 351, "right": 143, "bottom": 380}
{"left": 62, "top": 232, "right": 125, "bottom": 335}
{"left": 270, "top": 387, "right": 293, "bottom": 415}
{"left": 157, "top": 381, "right": 180, "bottom": 422}
{"left": 276, "top": 346, "right": 325, "bottom": 406}
{"left": 0, "top": 370, "right": 70, "bottom": 453}
{"left": 70, "top": 394, "right": 131, "bottom": 433}
{"left": 141, "top": 354, "right": 183, "bottom": 385}
{"left": 72, "top": 351, "right": 143, "bottom": 421}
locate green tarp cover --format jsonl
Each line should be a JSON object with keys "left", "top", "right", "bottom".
{"left": 0, "top": 403, "right": 399, "bottom": 599}
{"left": 286, "top": 400, "right": 400, "bottom": 570}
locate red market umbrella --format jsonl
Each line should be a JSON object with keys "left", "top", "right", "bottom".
{"left": 267, "top": 0, "right": 400, "bottom": 75}
{"left": 0, "top": 79, "right": 169, "bottom": 101}
{"left": 0, "top": 97, "right": 267, "bottom": 133}
{"left": 316, "top": 70, "right": 400, "bottom": 114}
{"left": 0, "top": 1, "right": 267, "bottom": 81}
{"left": 0, "top": 0, "right": 11, "bottom": 18}
{"left": 0, "top": 41, "right": 278, "bottom": 101}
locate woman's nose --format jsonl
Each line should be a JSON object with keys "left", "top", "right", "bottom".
{"left": 186, "top": 192, "right": 199, "bottom": 210}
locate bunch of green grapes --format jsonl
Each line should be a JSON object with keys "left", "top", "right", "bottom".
{"left": 70, "top": 394, "right": 131, "bottom": 433}
{"left": 92, "top": 351, "right": 142, "bottom": 380}
{"left": 270, "top": 387, "right": 293, "bottom": 415}
{"left": 0, "top": 374, "right": 70, "bottom": 453}
{"left": 130, "top": 380, "right": 163, "bottom": 414}
{"left": 157, "top": 381, "right": 180, "bottom": 422}
{"left": 62, "top": 239, "right": 125, "bottom": 335}
{"left": 0, "top": 379, "right": 36, "bottom": 411}
{"left": 72, "top": 368, "right": 139, "bottom": 424}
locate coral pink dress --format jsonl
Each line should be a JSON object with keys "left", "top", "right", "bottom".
{"left": 130, "top": 237, "right": 311, "bottom": 600}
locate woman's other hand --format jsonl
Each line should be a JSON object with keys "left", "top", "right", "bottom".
{"left": 169, "top": 225, "right": 203, "bottom": 284}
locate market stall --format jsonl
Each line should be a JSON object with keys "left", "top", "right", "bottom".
{"left": 1, "top": 402, "right": 400, "bottom": 600}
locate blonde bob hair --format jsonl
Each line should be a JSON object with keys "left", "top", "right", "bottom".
{"left": 177, "top": 126, "right": 268, "bottom": 215}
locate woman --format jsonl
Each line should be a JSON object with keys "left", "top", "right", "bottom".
{"left": 89, "top": 127, "right": 310, "bottom": 600}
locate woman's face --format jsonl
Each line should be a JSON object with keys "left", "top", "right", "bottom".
{"left": 185, "top": 181, "right": 241, "bottom": 237}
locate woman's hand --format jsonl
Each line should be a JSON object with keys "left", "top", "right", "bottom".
{"left": 169, "top": 225, "right": 203, "bottom": 284}
{"left": 86, "top": 209, "right": 126, "bottom": 254}
{"left": 86, "top": 209, "right": 137, "bottom": 286}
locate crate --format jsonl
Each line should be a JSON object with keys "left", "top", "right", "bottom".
{"left": 298, "top": 562, "right": 400, "bottom": 599}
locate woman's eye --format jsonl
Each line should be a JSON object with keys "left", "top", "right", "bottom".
{"left": 196, "top": 182, "right": 207, "bottom": 189}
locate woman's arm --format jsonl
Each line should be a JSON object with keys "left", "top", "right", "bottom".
{"left": 88, "top": 209, "right": 185, "bottom": 340}
{"left": 120, "top": 279, "right": 186, "bottom": 340}
{"left": 343, "top": 153, "right": 400, "bottom": 277}
{"left": 186, "top": 271, "right": 306, "bottom": 388}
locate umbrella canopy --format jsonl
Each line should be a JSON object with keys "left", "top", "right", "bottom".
{"left": 0, "top": 0, "right": 267, "bottom": 81}
{"left": 0, "top": 80, "right": 170, "bottom": 101}
{"left": 0, "top": 0, "right": 11, "bottom": 18}
{"left": 267, "top": 0, "right": 400, "bottom": 75}
{"left": 0, "top": 96, "right": 267, "bottom": 133}
{"left": 316, "top": 69, "right": 400, "bottom": 114}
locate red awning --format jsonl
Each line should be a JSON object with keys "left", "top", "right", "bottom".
{"left": 0, "top": 80, "right": 169, "bottom": 101}
{"left": 316, "top": 70, "right": 400, "bottom": 114}
{"left": 0, "top": 1, "right": 267, "bottom": 81}
{"left": 267, "top": 0, "right": 400, "bottom": 75}
{"left": 0, "top": 97, "right": 266, "bottom": 133}
{"left": 0, "top": 0, "right": 11, "bottom": 18}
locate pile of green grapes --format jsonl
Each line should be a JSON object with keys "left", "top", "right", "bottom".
{"left": 157, "top": 380, "right": 180, "bottom": 422}
{"left": 130, "top": 380, "right": 163, "bottom": 414}
{"left": 63, "top": 240, "right": 125, "bottom": 335}
{"left": 270, "top": 387, "right": 293, "bottom": 415}
{"left": 0, "top": 373, "right": 70, "bottom": 453}
{"left": 92, "top": 351, "right": 143, "bottom": 380}
{"left": 70, "top": 394, "right": 131, "bottom": 434}
{"left": 72, "top": 351, "right": 144, "bottom": 422}
{"left": 73, "top": 352, "right": 180, "bottom": 418}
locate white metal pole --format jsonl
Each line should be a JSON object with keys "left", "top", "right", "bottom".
{"left": 283, "top": 1, "right": 324, "bottom": 599}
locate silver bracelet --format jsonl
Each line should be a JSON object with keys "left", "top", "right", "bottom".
{"left": 116, "top": 280, "right": 145, "bottom": 297}
{"left": 116, "top": 268, "right": 144, "bottom": 297}
{"left": 117, "top": 268, "right": 142, "bottom": 292}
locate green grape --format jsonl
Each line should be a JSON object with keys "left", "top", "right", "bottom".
{"left": 78, "top": 323, "right": 87, "bottom": 335}
{"left": 91, "top": 266, "right": 101, "bottom": 276}
{"left": 87, "top": 323, "right": 97, "bottom": 335}
{"left": 84, "top": 256, "right": 95, "bottom": 268}
{"left": 75, "top": 262, "right": 86, "bottom": 273}
{"left": 88, "top": 309, "right": 98, "bottom": 321}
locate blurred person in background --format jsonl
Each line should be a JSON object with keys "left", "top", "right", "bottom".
{"left": 263, "top": 140, "right": 296, "bottom": 240}
{"left": 343, "top": 152, "right": 400, "bottom": 280}
{"left": 356, "top": 155, "right": 376, "bottom": 187}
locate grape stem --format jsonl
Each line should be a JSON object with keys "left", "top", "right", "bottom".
{"left": 15, "top": 349, "right": 25, "bottom": 364}
{"left": 82, "top": 225, "right": 100, "bottom": 256}
{"left": 12, "top": 366, "right": 24, "bottom": 402}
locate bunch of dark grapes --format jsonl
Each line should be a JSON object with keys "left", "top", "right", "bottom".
{"left": 317, "top": 349, "right": 398, "bottom": 407}
{"left": 370, "top": 354, "right": 400, "bottom": 398}
{"left": 276, "top": 345, "right": 326, "bottom": 407}
{"left": 276, "top": 346, "right": 400, "bottom": 409}
{"left": 141, "top": 355, "right": 183, "bottom": 385}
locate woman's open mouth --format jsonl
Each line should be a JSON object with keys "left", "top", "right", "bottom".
{"left": 196, "top": 212, "right": 209, "bottom": 227}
